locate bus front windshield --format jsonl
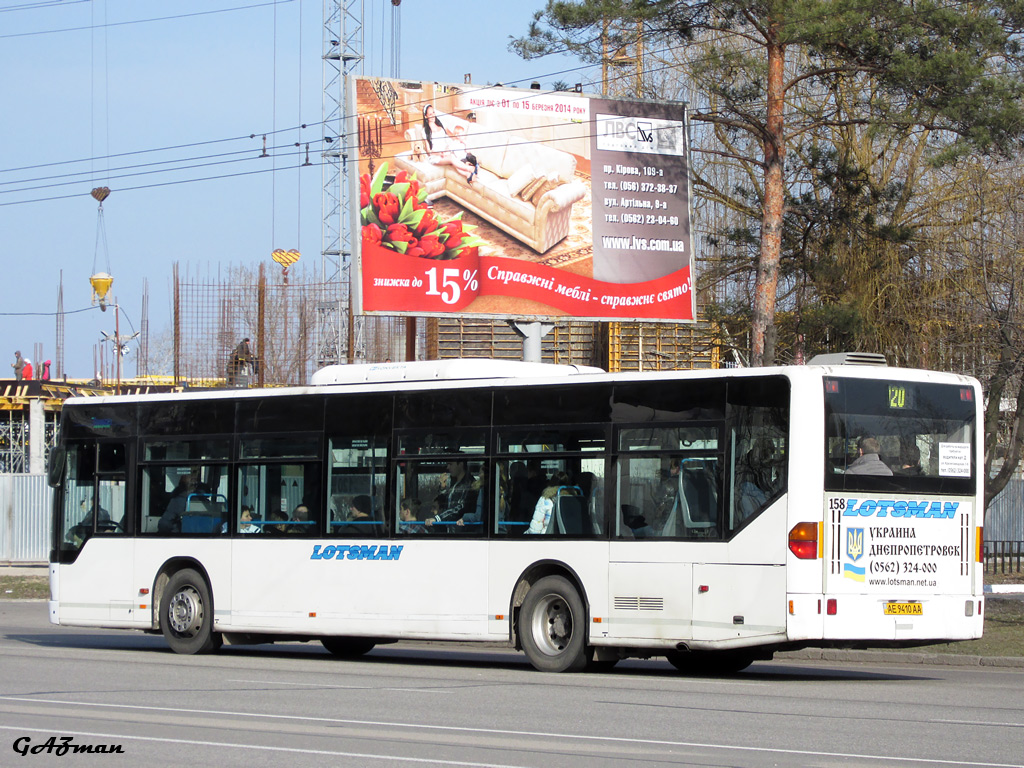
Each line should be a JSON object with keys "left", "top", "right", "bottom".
{"left": 824, "top": 377, "right": 977, "bottom": 496}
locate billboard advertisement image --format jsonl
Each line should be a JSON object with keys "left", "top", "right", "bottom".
{"left": 351, "top": 77, "right": 695, "bottom": 322}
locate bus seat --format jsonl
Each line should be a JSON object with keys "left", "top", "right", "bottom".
{"left": 681, "top": 468, "right": 717, "bottom": 530}
{"left": 183, "top": 494, "right": 226, "bottom": 533}
{"left": 181, "top": 514, "right": 219, "bottom": 533}
{"left": 554, "top": 487, "right": 587, "bottom": 535}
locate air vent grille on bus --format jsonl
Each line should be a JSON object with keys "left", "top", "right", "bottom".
{"left": 807, "top": 352, "right": 888, "bottom": 366}
{"left": 613, "top": 596, "right": 665, "bottom": 611}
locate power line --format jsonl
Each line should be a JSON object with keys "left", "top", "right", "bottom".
{"left": 0, "top": 0, "right": 90, "bottom": 14}
{"left": 0, "top": 305, "right": 98, "bottom": 316}
{"left": 2, "top": 18, "right": 1020, "bottom": 206}
{"left": 0, "top": 0, "right": 296, "bottom": 39}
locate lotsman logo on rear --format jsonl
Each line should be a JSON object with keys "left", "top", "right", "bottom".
{"left": 843, "top": 499, "right": 958, "bottom": 519}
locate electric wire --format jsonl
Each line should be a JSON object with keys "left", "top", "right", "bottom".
{"left": 1, "top": 7, "right": 1020, "bottom": 207}
{"left": 0, "top": 0, "right": 296, "bottom": 38}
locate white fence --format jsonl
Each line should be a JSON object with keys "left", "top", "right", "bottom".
{"left": 987, "top": 478, "right": 1024, "bottom": 541}
{"left": 0, "top": 474, "right": 50, "bottom": 563}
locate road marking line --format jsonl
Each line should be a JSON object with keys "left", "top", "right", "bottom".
{"left": 227, "top": 677, "right": 455, "bottom": 693}
{"left": 0, "top": 726, "right": 523, "bottom": 768}
{"left": 934, "top": 719, "right": 1024, "bottom": 728}
{"left": 0, "top": 696, "right": 1019, "bottom": 766}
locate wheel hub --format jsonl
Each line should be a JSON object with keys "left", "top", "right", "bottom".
{"left": 533, "top": 595, "right": 572, "bottom": 655}
{"left": 168, "top": 587, "right": 202, "bottom": 637}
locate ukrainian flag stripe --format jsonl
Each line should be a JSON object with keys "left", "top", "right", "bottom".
{"left": 843, "top": 563, "right": 866, "bottom": 582}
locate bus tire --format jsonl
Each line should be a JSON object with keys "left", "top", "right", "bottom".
{"left": 520, "top": 575, "right": 587, "bottom": 673}
{"left": 665, "top": 650, "right": 754, "bottom": 675}
{"left": 321, "top": 637, "right": 376, "bottom": 657}
{"left": 160, "top": 569, "right": 221, "bottom": 655}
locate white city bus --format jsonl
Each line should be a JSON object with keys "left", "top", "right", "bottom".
{"left": 48, "top": 356, "right": 985, "bottom": 673}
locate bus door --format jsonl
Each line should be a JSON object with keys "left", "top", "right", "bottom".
{"left": 57, "top": 441, "right": 134, "bottom": 622}
{"left": 608, "top": 425, "right": 717, "bottom": 642}
{"left": 687, "top": 410, "right": 789, "bottom": 646}
{"left": 388, "top": 429, "right": 489, "bottom": 636}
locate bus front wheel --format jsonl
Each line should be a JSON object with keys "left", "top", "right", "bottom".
{"left": 160, "top": 569, "right": 221, "bottom": 655}
{"left": 520, "top": 576, "right": 587, "bottom": 673}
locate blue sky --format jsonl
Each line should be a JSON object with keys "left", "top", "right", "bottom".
{"left": 0, "top": 0, "right": 588, "bottom": 379}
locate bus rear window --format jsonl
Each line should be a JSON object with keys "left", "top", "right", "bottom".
{"left": 824, "top": 378, "right": 976, "bottom": 495}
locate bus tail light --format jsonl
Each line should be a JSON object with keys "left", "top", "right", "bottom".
{"left": 789, "top": 522, "right": 819, "bottom": 559}
{"left": 827, "top": 599, "right": 837, "bottom": 615}
{"left": 976, "top": 527, "right": 984, "bottom": 563}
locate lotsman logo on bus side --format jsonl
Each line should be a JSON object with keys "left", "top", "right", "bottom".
{"left": 310, "top": 544, "right": 403, "bottom": 561}
{"left": 843, "top": 499, "right": 958, "bottom": 519}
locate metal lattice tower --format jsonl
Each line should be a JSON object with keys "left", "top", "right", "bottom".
{"left": 320, "top": 0, "right": 405, "bottom": 366}
{"left": 319, "top": 0, "right": 363, "bottom": 366}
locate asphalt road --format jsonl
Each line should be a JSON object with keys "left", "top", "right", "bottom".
{"left": 1, "top": 600, "right": 1022, "bottom": 768}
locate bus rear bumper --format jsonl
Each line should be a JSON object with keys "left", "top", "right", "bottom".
{"left": 788, "top": 593, "right": 985, "bottom": 643}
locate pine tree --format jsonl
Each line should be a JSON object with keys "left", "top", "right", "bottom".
{"left": 513, "top": 0, "right": 1024, "bottom": 365}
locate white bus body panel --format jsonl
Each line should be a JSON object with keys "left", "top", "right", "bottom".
{"left": 227, "top": 539, "right": 490, "bottom": 638}
{"left": 52, "top": 539, "right": 137, "bottom": 627}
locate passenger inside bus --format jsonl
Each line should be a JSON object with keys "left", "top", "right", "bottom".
{"left": 398, "top": 497, "right": 424, "bottom": 533}
{"left": 345, "top": 495, "right": 377, "bottom": 536}
{"left": 290, "top": 503, "right": 316, "bottom": 534}
{"left": 845, "top": 436, "right": 893, "bottom": 476}
{"left": 525, "top": 471, "right": 578, "bottom": 534}
{"left": 425, "top": 459, "right": 477, "bottom": 529}
{"left": 264, "top": 509, "right": 290, "bottom": 535}
{"left": 238, "top": 505, "right": 259, "bottom": 534}
{"left": 67, "top": 501, "right": 113, "bottom": 544}
{"left": 456, "top": 465, "right": 488, "bottom": 529}
{"left": 895, "top": 444, "right": 923, "bottom": 476}
{"left": 157, "top": 475, "right": 192, "bottom": 534}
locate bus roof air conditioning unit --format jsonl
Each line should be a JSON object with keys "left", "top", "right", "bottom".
{"left": 807, "top": 352, "right": 888, "bottom": 367}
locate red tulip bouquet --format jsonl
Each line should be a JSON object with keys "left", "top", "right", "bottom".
{"left": 360, "top": 163, "right": 483, "bottom": 260}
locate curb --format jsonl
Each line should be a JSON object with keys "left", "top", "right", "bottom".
{"left": 777, "top": 648, "right": 1024, "bottom": 668}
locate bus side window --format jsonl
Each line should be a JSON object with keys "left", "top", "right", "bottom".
{"left": 328, "top": 436, "right": 386, "bottom": 537}
{"left": 61, "top": 444, "right": 95, "bottom": 551}
{"left": 94, "top": 443, "right": 127, "bottom": 536}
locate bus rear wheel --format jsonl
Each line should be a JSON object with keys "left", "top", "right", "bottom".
{"left": 160, "top": 569, "right": 221, "bottom": 654}
{"left": 665, "top": 650, "right": 754, "bottom": 675}
{"left": 520, "top": 576, "right": 587, "bottom": 673}
{"left": 321, "top": 637, "right": 376, "bottom": 657}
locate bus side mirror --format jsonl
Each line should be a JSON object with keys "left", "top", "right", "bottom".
{"left": 47, "top": 447, "right": 66, "bottom": 488}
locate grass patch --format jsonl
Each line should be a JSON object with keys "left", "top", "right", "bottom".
{"left": 903, "top": 598, "right": 1024, "bottom": 657}
{"left": 985, "top": 570, "right": 1024, "bottom": 585}
{"left": 0, "top": 575, "right": 48, "bottom": 601}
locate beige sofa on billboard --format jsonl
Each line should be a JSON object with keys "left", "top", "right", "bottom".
{"left": 393, "top": 115, "right": 587, "bottom": 254}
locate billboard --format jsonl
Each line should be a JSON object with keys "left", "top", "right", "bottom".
{"left": 351, "top": 77, "right": 695, "bottom": 322}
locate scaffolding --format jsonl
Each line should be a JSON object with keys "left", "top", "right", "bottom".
{"left": 174, "top": 262, "right": 340, "bottom": 386}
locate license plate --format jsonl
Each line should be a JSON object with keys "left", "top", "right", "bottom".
{"left": 884, "top": 602, "right": 923, "bottom": 616}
